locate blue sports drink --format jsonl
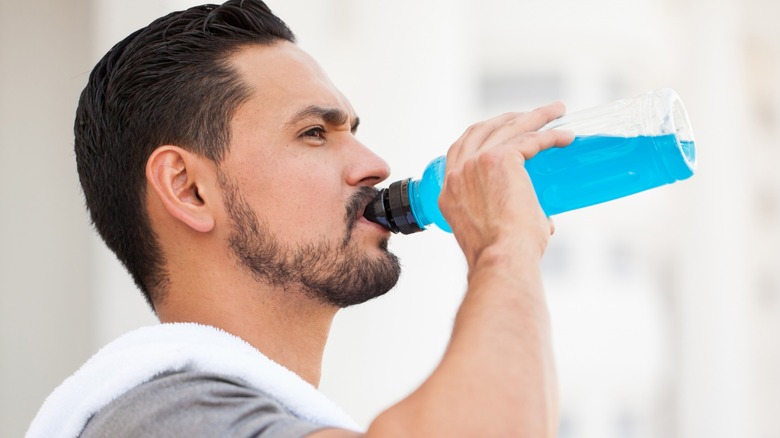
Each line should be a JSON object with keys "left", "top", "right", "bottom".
{"left": 364, "top": 89, "right": 697, "bottom": 234}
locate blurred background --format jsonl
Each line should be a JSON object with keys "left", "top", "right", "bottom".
{"left": 2, "top": 0, "right": 779, "bottom": 436}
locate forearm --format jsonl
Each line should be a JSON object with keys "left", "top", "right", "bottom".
{"left": 366, "top": 244, "right": 557, "bottom": 437}
{"left": 451, "top": 244, "right": 557, "bottom": 435}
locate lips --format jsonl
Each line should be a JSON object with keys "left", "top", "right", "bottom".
{"left": 345, "top": 186, "right": 382, "bottom": 236}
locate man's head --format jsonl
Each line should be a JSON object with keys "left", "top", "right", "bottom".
{"left": 76, "top": 1, "right": 400, "bottom": 311}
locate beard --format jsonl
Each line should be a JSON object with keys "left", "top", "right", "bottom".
{"left": 218, "top": 173, "right": 401, "bottom": 308}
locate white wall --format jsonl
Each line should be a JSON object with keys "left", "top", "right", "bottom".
{"left": 0, "top": 1, "right": 93, "bottom": 437}
{"left": 2, "top": 0, "right": 779, "bottom": 437}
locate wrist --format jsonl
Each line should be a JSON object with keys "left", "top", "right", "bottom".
{"left": 470, "top": 237, "right": 545, "bottom": 273}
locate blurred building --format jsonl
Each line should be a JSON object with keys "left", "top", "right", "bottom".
{"left": 1, "top": 0, "right": 779, "bottom": 437}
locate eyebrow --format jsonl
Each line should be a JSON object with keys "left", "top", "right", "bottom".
{"left": 286, "top": 105, "right": 360, "bottom": 132}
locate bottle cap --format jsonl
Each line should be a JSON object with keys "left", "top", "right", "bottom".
{"left": 363, "top": 178, "right": 423, "bottom": 234}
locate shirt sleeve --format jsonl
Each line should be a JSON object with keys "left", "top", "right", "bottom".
{"left": 79, "top": 370, "right": 327, "bottom": 438}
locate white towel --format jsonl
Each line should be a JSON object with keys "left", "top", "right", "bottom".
{"left": 26, "top": 322, "right": 359, "bottom": 437}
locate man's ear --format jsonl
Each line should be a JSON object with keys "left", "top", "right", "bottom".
{"left": 146, "top": 146, "right": 216, "bottom": 233}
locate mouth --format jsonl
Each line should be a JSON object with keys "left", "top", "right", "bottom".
{"left": 344, "top": 186, "right": 388, "bottom": 243}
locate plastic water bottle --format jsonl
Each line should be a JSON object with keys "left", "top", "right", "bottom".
{"left": 364, "top": 88, "right": 697, "bottom": 234}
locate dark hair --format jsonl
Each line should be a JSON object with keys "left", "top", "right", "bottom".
{"left": 74, "top": 0, "right": 296, "bottom": 309}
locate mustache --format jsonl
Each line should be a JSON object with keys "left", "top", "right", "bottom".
{"left": 344, "top": 186, "right": 381, "bottom": 244}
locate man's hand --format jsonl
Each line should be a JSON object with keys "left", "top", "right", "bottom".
{"left": 439, "top": 102, "right": 574, "bottom": 268}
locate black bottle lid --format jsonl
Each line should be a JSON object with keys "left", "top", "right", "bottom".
{"left": 363, "top": 178, "right": 423, "bottom": 235}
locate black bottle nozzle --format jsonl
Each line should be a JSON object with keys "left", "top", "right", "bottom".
{"left": 363, "top": 178, "right": 424, "bottom": 235}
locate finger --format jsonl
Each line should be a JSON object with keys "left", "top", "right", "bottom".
{"left": 446, "top": 101, "right": 569, "bottom": 173}
{"left": 512, "top": 128, "right": 575, "bottom": 160}
{"left": 447, "top": 112, "right": 523, "bottom": 168}
{"left": 481, "top": 101, "right": 568, "bottom": 148}
{"left": 529, "top": 100, "right": 568, "bottom": 130}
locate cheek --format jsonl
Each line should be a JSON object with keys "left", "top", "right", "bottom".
{"left": 240, "top": 155, "right": 346, "bottom": 237}
{"left": 293, "top": 164, "right": 345, "bottom": 224}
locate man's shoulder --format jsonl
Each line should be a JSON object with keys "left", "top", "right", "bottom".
{"left": 80, "top": 370, "right": 325, "bottom": 438}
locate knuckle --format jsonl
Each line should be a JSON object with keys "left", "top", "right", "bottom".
{"left": 502, "top": 112, "right": 526, "bottom": 125}
{"left": 475, "top": 147, "right": 504, "bottom": 167}
{"left": 501, "top": 111, "right": 524, "bottom": 119}
{"left": 518, "top": 131, "right": 544, "bottom": 147}
{"left": 523, "top": 131, "right": 541, "bottom": 140}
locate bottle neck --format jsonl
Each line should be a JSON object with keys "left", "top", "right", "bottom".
{"left": 362, "top": 155, "right": 449, "bottom": 234}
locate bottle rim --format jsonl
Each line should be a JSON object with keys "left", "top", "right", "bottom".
{"left": 645, "top": 88, "right": 697, "bottom": 173}
{"left": 670, "top": 92, "right": 697, "bottom": 172}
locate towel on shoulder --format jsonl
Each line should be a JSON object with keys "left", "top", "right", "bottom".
{"left": 26, "top": 322, "right": 359, "bottom": 438}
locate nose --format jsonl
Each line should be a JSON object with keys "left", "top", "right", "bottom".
{"left": 347, "top": 140, "right": 391, "bottom": 187}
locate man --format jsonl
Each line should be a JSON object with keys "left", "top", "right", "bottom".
{"left": 28, "top": 1, "right": 573, "bottom": 437}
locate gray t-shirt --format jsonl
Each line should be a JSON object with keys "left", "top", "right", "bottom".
{"left": 80, "top": 371, "right": 327, "bottom": 437}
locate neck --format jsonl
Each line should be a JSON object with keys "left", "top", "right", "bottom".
{"left": 157, "top": 273, "right": 338, "bottom": 387}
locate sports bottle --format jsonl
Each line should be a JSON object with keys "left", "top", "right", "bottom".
{"left": 364, "top": 88, "right": 697, "bottom": 234}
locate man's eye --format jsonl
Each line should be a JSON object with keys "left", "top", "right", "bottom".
{"left": 302, "top": 127, "right": 326, "bottom": 141}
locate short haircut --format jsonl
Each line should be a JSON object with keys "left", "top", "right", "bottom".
{"left": 74, "top": 0, "right": 296, "bottom": 308}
